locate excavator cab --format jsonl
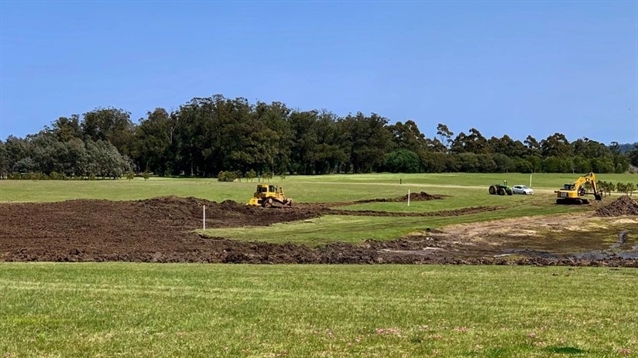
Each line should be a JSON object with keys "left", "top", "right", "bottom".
{"left": 247, "top": 184, "right": 293, "bottom": 208}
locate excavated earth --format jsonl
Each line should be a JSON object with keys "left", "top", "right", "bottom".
{"left": 0, "top": 194, "right": 637, "bottom": 267}
{"left": 594, "top": 195, "right": 638, "bottom": 217}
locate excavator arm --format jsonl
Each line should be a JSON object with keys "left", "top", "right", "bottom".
{"left": 578, "top": 172, "right": 602, "bottom": 198}
{"left": 573, "top": 173, "right": 592, "bottom": 191}
{"left": 589, "top": 174, "right": 601, "bottom": 197}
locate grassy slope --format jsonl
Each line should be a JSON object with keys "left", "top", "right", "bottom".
{"left": 1, "top": 263, "right": 636, "bottom": 357}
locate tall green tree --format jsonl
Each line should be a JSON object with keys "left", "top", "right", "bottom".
{"left": 82, "top": 107, "right": 135, "bottom": 157}
{"left": 628, "top": 145, "right": 638, "bottom": 167}
{"left": 313, "top": 110, "right": 347, "bottom": 174}
{"left": 524, "top": 135, "right": 541, "bottom": 157}
{"left": 388, "top": 120, "right": 428, "bottom": 153}
{"left": 135, "top": 108, "right": 176, "bottom": 174}
{"left": 435, "top": 123, "right": 454, "bottom": 149}
{"left": 540, "top": 133, "right": 572, "bottom": 158}
{"left": 451, "top": 128, "right": 489, "bottom": 154}
{"left": 289, "top": 110, "right": 318, "bottom": 175}
{"left": 339, "top": 112, "right": 393, "bottom": 173}
{"left": 0, "top": 140, "right": 7, "bottom": 178}
{"left": 50, "top": 115, "right": 83, "bottom": 141}
{"left": 383, "top": 149, "right": 421, "bottom": 173}
{"left": 4, "top": 135, "right": 30, "bottom": 173}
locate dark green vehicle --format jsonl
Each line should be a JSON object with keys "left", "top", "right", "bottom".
{"left": 489, "top": 180, "right": 513, "bottom": 196}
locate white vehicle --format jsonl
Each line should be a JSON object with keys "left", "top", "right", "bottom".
{"left": 512, "top": 185, "right": 534, "bottom": 195}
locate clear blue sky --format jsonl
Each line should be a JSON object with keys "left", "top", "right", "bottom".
{"left": 1, "top": 0, "right": 636, "bottom": 145}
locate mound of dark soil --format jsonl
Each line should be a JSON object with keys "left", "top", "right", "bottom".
{"left": 594, "top": 195, "right": 638, "bottom": 217}
{"left": 356, "top": 191, "right": 445, "bottom": 203}
{"left": 400, "top": 191, "right": 445, "bottom": 201}
{"left": 131, "top": 195, "right": 321, "bottom": 226}
{"left": 328, "top": 206, "right": 500, "bottom": 217}
{"left": 0, "top": 196, "right": 323, "bottom": 263}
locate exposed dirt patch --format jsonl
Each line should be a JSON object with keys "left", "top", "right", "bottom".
{"left": 418, "top": 212, "right": 638, "bottom": 264}
{"left": 356, "top": 191, "right": 446, "bottom": 203}
{"left": 327, "top": 206, "right": 500, "bottom": 217}
{"left": 0, "top": 196, "right": 498, "bottom": 263}
{"left": 595, "top": 195, "right": 638, "bottom": 217}
{"left": 0, "top": 196, "right": 636, "bottom": 266}
{"left": 0, "top": 196, "right": 321, "bottom": 263}
{"left": 299, "top": 191, "right": 446, "bottom": 209}
{"left": 134, "top": 196, "right": 322, "bottom": 226}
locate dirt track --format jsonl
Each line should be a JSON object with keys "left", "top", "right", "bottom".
{"left": 0, "top": 194, "right": 637, "bottom": 266}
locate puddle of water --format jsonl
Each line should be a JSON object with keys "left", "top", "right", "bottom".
{"left": 489, "top": 222, "right": 638, "bottom": 261}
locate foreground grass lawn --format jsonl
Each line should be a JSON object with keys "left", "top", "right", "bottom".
{"left": 1, "top": 263, "right": 636, "bottom": 357}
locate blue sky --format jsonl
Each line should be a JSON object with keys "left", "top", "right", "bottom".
{"left": 1, "top": 0, "right": 636, "bottom": 145}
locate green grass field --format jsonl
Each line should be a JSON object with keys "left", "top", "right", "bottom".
{"left": 1, "top": 173, "right": 606, "bottom": 244}
{"left": 1, "top": 263, "right": 637, "bottom": 357}
{"left": 197, "top": 204, "right": 590, "bottom": 246}
{"left": 1, "top": 173, "right": 637, "bottom": 357}
{"left": 1, "top": 172, "right": 636, "bottom": 203}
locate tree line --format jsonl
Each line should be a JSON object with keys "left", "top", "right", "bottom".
{"left": 0, "top": 94, "right": 636, "bottom": 179}
{"left": 598, "top": 181, "right": 636, "bottom": 196}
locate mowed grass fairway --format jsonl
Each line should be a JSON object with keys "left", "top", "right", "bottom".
{"left": 2, "top": 173, "right": 638, "bottom": 356}
{"left": 2, "top": 172, "right": 637, "bottom": 203}
{"left": 1, "top": 263, "right": 637, "bottom": 357}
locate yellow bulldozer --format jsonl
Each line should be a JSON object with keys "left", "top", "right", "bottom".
{"left": 247, "top": 184, "right": 293, "bottom": 208}
{"left": 554, "top": 172, "right": 603, "bottom": 205}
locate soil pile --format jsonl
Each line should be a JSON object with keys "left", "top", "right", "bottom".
{"left": 0, "top": 196, "right": 322, "bottom": 263}
{"left": 356, "top": 191, "right": 445, "bottom": 203}
{"left": 400, "top": 191, "right": 445, "bottom": 201}
{"left": 594, "top": 196, "right": 638, "bottom": 217}
{"left": 328, "top": 206, "right": 500, "bottom": 217}
{"left": 131, "top": 196, "right": 321, "bottom": 226}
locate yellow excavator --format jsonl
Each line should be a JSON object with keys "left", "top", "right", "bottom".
{"left": 554, "top": 172, "right": 603, "bottom": 205}
{"left": 247, "top": 184, "right": 293, "bottom": 208}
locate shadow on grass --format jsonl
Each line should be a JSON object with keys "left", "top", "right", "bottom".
{"left": 545, "top": 346, "right": 587, "bottom": 354}
{"left": 482, "top": 345, "right": 587, "bottom": 357}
